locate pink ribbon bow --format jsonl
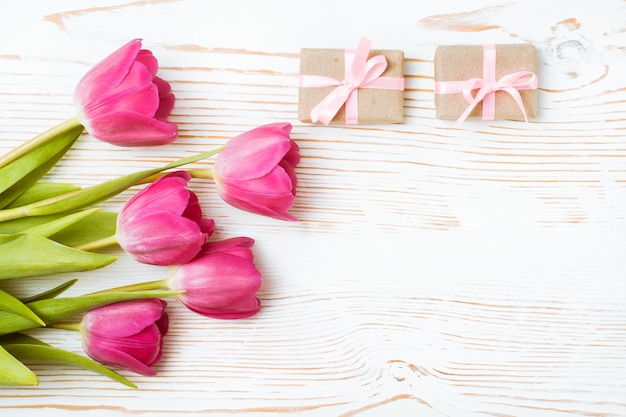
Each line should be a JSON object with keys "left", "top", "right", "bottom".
{"left": 299, "top": 38, "right": 405, "bottom": 125}
{"left": 434, "top": 44, "right": 538, "bottom": 125}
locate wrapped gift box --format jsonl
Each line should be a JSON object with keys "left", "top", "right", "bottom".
{"left": 434, "top": 44, "right": 538, "bottom": 122}
{"left": 298, "top": 40, "right": 404, "bottom": 125}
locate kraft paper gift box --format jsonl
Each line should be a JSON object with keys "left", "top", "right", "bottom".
{"left": 434, "top": 44, "right": 538, "bottom": 122}
{"left": 298, "top": 38, "right": 405, "bottom": 125}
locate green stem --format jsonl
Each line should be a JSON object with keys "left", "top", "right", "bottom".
{"left": 87, "top": 279, "right": 169, "bottom": 296}
{"left": 187, "top": 169, "right": 214, "bottom": 179}
{"left": 134, "top": 167, "right": 216, "bottom": 185}
{"left": 49, "top": 322, "right": 81, "bottom": 332}
{"left": 0, "top": 116, "right": 82, "bottom": 170}
{"left": 74, "top": 234, "right": 119, "bottom": 252}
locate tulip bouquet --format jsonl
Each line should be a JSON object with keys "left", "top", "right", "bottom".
{"left": 0, "top": 39, "right": 299, "bottom": 387}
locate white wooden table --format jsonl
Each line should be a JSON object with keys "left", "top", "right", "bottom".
{"left": 1, "top": 1, "right": 626, "bottom": 416}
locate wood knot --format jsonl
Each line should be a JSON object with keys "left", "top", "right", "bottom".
{"left": 550, "top": 36, "right": 587, "bottom": 67}
{"left": 549, "top": 17, "right": 588, "bottom": 68}
{"left": 387, "top": 361, "right": 426, "bottom": 383}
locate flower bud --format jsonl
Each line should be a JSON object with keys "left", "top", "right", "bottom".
{"left": 74, "top": 39, "right": 178, "bottom": 146}
{"left": 117, "top": 171, "right": 214, "bottom": 265}
{"left": 214, "top": 123, "right": 300, "bottom": 221}
{"left": 168, "top": 237, "right": 262, "bottom": 319}
{"left": 80, "top": 299, "right": 168, "bottom": 376}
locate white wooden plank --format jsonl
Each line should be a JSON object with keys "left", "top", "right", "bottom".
{"left": 0, "top": 1, "right": 625, "bottom": 416}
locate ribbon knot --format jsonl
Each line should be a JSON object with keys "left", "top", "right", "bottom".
{"left": 434, "top": 45, "right": 538, "bottom": 125}
{"left": 299, "top": 38, "right": 405, "bottom": 125}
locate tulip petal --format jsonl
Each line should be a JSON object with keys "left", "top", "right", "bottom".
{"left": 84, "top": 342, "right": 158, "bottom": 376}
{"left": 153, "top": 77, "right": 175, "bottom": 119}
{"left": 119, "top": 211, "right": 208, "bottom": 265}
{"left": 73, "top": 39, "right": 179, "bottom": 148}
{"left": 156, "top": 94, "right": 175, "bottom": 120}
{"left": 283, "top": 139, "right": 301, "bottom": 169}
{"left": 84, "top": 111, "right": 178, "bottom": 146}
{"left": 83, "top": 83, "right": 159, "bottom": 120}
{"left": 212, "top": 122, "right": 299, "bottom": 221}
{"left": 199, "top": 218, "right": 215, "bottom": 235}
{"left": 229, "top": 164, "right": 293, "bottom": 196}
{"left": 172, "top": 253, "right": 262, "bottom": 310}
{"left": 147, "top": 342, "right": 165, "bottom": 367}
{"left": 74, "top": 39, "right": 142, "bottom": 107}
{"left": 186, "top": 297, "right": 261, "bottom": 319}
{"left": 218, "top": 185, "right": 297, "bottom": 221}
{"left": 80, "top": 299, "right": 168, "bottom": 376}
{"left": 168, "top": 240, "right": 263, "bottom": 320}
{"left": 83, "top": 299, "right": 167, "bottom": 338}
{"left": 202, "top": 237, "right": 254, "bottom": 253}
{"left": 154, "top": 311, "right": 169, "bottom": 337}
{"left": 216, "top": 125, "right": 293, "bottom": 181}
{"left": 182, "top": 192, "right": 203, "bottom": 224}
{"left": 113, "top": 60, "right": 154, "bottom": 96}
{"left": 116, "top": 171, "right": 213, "bottom": 265}
{"left": 120, "top": 172, "right": 191, "bottom": 221}
{"left": 262, "top": 122, "right": 293, "bottom": 134}
{"left": 153, "top": 77, "right": 172, "bottom": 97}
{"left": 136, "top": 50, "right": 158, "bottom": 76}
{"left": 216, "top": 165, "right": 297, "bottom": 221}
{"left": 279, "top": 159, "right": 298, "bottom": 195}
{"left": 200, "top": 237, "right": 255, "bottom": 261}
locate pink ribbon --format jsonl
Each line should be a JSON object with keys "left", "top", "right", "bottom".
{"left": 299, "top": 38, "right": 405, "bottom": 125}
{"left": 434, "top": 44, "right": 537, "bottom": 125}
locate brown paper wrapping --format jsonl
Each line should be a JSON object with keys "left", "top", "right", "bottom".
{"left": 298, "top": 48, "right": 404, "bottom": 124}
{"left": 434, "top": 44, "right": 537, "bottom": 121}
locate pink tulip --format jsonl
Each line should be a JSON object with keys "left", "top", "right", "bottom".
{"left": 74, "top": 39, "right": 178, "bottom": 146}
{"left": 81, "top": 299, "right": 169, "bottom": 376}
{"left": 214, "top": 122, "right": 300, "bottom": 221}
{"left": 117, "top": 171, "right": 214, "bottom": 265}
{"left": 168, "top": 237, "right": 262, "bottom": 319}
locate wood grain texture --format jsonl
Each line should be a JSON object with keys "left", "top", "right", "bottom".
{"left": 1, "top": 1, "right": 626, "bottom": 416}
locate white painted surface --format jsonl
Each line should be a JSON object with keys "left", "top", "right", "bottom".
{"left": 1, "top": 1, "right": 625, "bottom": 416}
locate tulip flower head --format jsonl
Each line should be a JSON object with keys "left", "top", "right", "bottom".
{"left": 80, "top": 299, "right": 169, "bottom": 376}
{"left": 74, "top": 39, "right": 178, "bottom": 146}
{"left": 214, "top": 122, "right": 300, "bottom": 221}
{"left": 117, "top": 171, "right": 214, "bottom": 266}
{"left": 168, "top": 237, "right": 262, "bottom": 319}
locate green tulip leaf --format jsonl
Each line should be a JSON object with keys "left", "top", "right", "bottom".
{"left": 0, "top": 125, "right": 84, "bottom": 209}
{"left": 5, "top": 182, "right": 80, "bottom": 209}
{"left": 0, "top": 233, "right": 117, "bottom": 281}
{"left": 0, "top": 344, "right": 38, "bottom": 386}
{"left": 20, "top": 279, "right": 78, "bottom": 303}
{"left": 0, "top": 209, "right": 112, "bottom": 241}
{"left": 51, "top": 210, "right": 118, "bottom": 248}
{"left": 0, "top": 145, "right": 75, "bottom": 208}
{"left": 0, "top": 333, "right": 136, "bottom": 388}
{"left": 23, "top": 208, "right": 100, "bottom": 238}
{"left": 0, "top": 289, "right": 182, "bottom": 335}
{"left": 0, "top": 118, "right": 81, "bottom": 169}
{"left": 0, "top": 333, "right": 46, "bottom": 345}
{"left": 0, "top": 288, "right": 45, "bottom": 326}
{"left": 0, "top": 213, "right": 69, "bottom": 235}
